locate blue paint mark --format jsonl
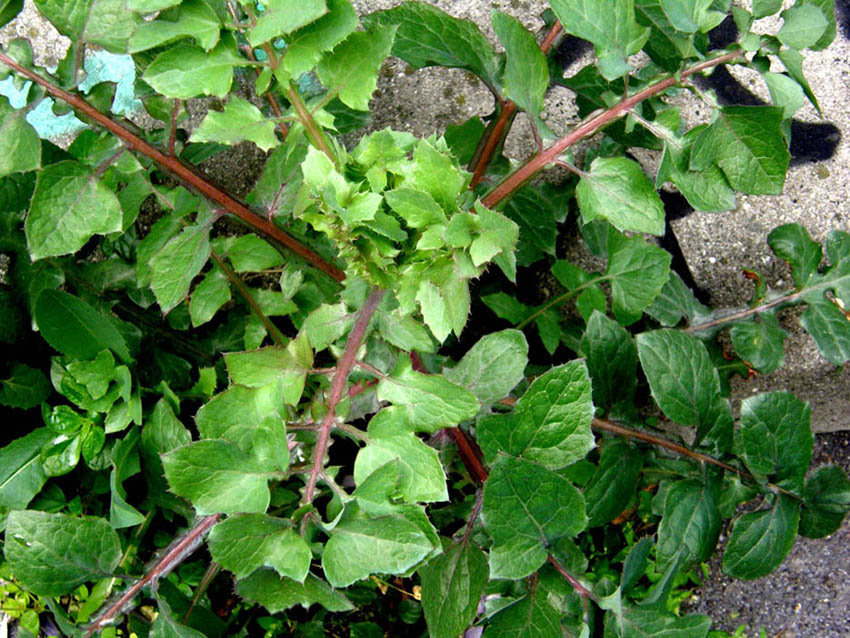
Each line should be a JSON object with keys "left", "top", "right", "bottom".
{"left": 0, "top": 50, "right": 141, "bottom": 140}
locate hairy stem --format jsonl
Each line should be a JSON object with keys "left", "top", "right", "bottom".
{"left": 0, "top": 53, "right": 346, "bottom": 283}
{"left": 685, "top": 288, "right": 803, "bottom": 333}
{"left": 85, "top": 514, "right": 221, "bottom": 637}
{"left": 302, "top": 288, "right": 385, "bottom": 504}
{"left": 209, "top": 250, "right": 286, "bottom": 346}
{"left": 481, "top": 50, "right": 744, "bottom": 208}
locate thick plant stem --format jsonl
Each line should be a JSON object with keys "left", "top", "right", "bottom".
{"left": 0, "top": 53, "right": 346, "bottom": 284}
{"left": 468, "top": 21, "right": 562, "bottom": 188}
{"left": 481, "top": 50, "right": 744, "bottom": 209}
{"left": 85, "top": 514, "right": 222, "bottom": 637}
{"left": 685, "top": 288, "right": 804, "bottom": 333}
{"left": 302, "top": 288, "right": 386, "bottom": 505}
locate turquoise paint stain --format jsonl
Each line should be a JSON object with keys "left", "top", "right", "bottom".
{"left": 0, "top": 50, "right": 141, "bottom": 140}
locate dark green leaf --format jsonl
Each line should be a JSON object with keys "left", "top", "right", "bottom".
{"left": 109, "top": 427, "right": 145, "bottom": 528}
{"left": 767, "top": 223, "right": 822, "bottom": 288}
{"left": 362, "top": 1, "right": 501, "bottom": 91}
{"left": 581, "top": 311, "right": 638, "bottom": 408}
{"left": 636, "top": 330, "right": 732, "bottom": 450}
{"left": 482, "top": 454, "right": 587, "bottom": 579}
{"left": 800, "top": 464, "right": 850, "bottom": 538}
{"left": 4, "top": 510, "right": 121, "bottom": 596}
{"left": 35, "top": 289, "right": 131, "bottom": 363}
{"left": 722, "top": 494, "right": 799, "bottom": 579}
{"left": 736, "top": 391, "right": 812, "bottom": 492}
{"left": 655, "top": 478, "right": 720, "bottom": 574}
{"left": 0, "top": 428, "right": 53, "bottom": 509}
{"left": 605, "top": 604, "right": 711, "bottom": 638}
{"left": 419, "top": 541, "right": 488, "bottom": 638}
{"left": 0, "top": 363, "right": 50, "bottom": 409}
{"left": 584, "top": 440, "right": 642, "bottom": 527}
{"left": 189, "top": 266, "right": 231, "bottom": 327}
{"left": 644, "top": 271, "right": 711, "bottom": 327}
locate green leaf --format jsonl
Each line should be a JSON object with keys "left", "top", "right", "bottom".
{"left": 218, "top": 234, "right": 286, "bottom": 272}
{"left": 659, "top": 0, "right": 725, "bottom": 33}
{"left": 384, "top": 188, "right": 447, "bottom": 228}
{"left": 777, "top": 4, "right": 829, "bottom": 49}
{"left": 322, "top": 503, "right": 438, "bottom": 587}
{"left": 302, "top": 302, "right": 353, "bottom": 351}
{"left": 375, "top": 307, "right": 436, "bottom": 353}
{"left": 645, "top": 271, "right": 711, "bottom": 327}
{"left": 762, "top": 72, "right": 806, "bottom": 119}
{"left": 362, "top": 1, "right": 501, "bottom": 91}
{"left": 195, "top": 383, "right": 284, "bottom": 443}
{"left": 0, "top": 96, "right": 40, "bottom": 177}
{"left": 142, "top": 33, "right": 246, "bottom": 98}
{"left": 34, "top": 0, "right": 138, "bottom": 52}
{"left": 0, "top": 428, "right": 53, "bottom": 509}
{"left": 0, "top": 363, "right": 50, "bottom": 409}
{"left": 753, "top": 0, "right": 782, "bottom": 19}
{"left": 655, "top": 479, "right": 720, "bottom": 574}
{"left": 35, "top": 289, "right": 131, "bottom": 363}
{"left": 636, "top": 330, "right": 732, "bottom": 450}
{"left": 606, "top": 230, "right": 671, "bottom": 325}
{"left": 189, "top": 266, "right": 231, "bottom": 327}
{"left": 444, "top": 329, "right": 528, "bottom": 407}
{"left": 481, "top": 292, "right": 532, "bottom": 324}
{"left": 316, "top": 25, "right": 396, "bottom": 111}
{"left": 492, "top": 11, "right": 549, "bottom": 130}
{"left": 581, "top": 311, "right": 638, "bottom": 408}
{"left": 248, "top": 0, "right": 327, "bottom": 48}
{"left": 140, "top": 399, "right": 191, "bottom": 508}
{"left": 150, "top": 223, "right": 210, "bottom": 315}
{"left": 768, "top": 223, "right": 822, "bottom": 288}
{"left": 189, "top": 97, "right": 279, "bottom": 152}
{"left": 280, "top": 0, "right": 358, "bottom": 80}
{"left": 584, "top": 440, "right": 642, "bottom": 527}
{"left": 150, "top": 594, "right": 207, "bottom": 638}
{"left": 224, "top": 344, "right": 312, "bottom": 407}
{"left": 419, "top": 541, "right": 488, "bottom": 638}
{"left": 236, "top": 570, "right": 353, "bottom": 613}
{"left": 354, "top": 408, "right": 448, "bottom": 503}
{"left": 722, "top": 494, "right": 800, "bottom": 579}
{"left": 479, "top": 361, "right": 594, "bottom": 470}
{"left": 482, "top": 454, "right": 586, "bottom": 579}
{"left": 4, "top": 510, "right": 121, "bottom": 596}
{"left": 24, "top": 160, "right": 122, "bottom": 260}
{"left": 576, "top": 157, "right": 666, "bottom": 236}
{"left": 162, "top": 439, "right": 280, "bottom": 515}
{"left": 736, "top": 391, "right": 812, "bottom": 492}
{"left": 377, "top": 356, "right": 480, "bottom": 432}
{"left": 657, "top": 128, "right": 737, "bottom": 212}
{"left": 550, "top": 0, "right": 650, "bottom": 80}
{"left": 730, "top": 313, "right": 787, "bottom": 374}
{"left": 690, "top": 106, "right": 790, "bottom": 196}
{"left": 128, "top": 0, "right": 221, "bottom": 53}
{"left": 799, "top": 465, "right": 850, "bottom": 538}
{"left": 208, "top": 513, "right": 310, "bottom": 581}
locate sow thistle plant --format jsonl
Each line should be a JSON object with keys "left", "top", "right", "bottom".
{"left": 0, "top": 0, "right": 848, "bottom": 636}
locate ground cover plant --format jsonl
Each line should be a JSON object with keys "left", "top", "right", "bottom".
{"left": 1, "top": 0, "right": 849, "bottom": 636}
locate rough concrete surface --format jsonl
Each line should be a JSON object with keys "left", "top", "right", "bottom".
{"left": 2, "top": 0, "right": 849, "bottom": 635}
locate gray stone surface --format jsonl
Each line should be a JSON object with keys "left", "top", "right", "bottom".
{"left": 2, "top": 0, "right": 849, "bottom": 635}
